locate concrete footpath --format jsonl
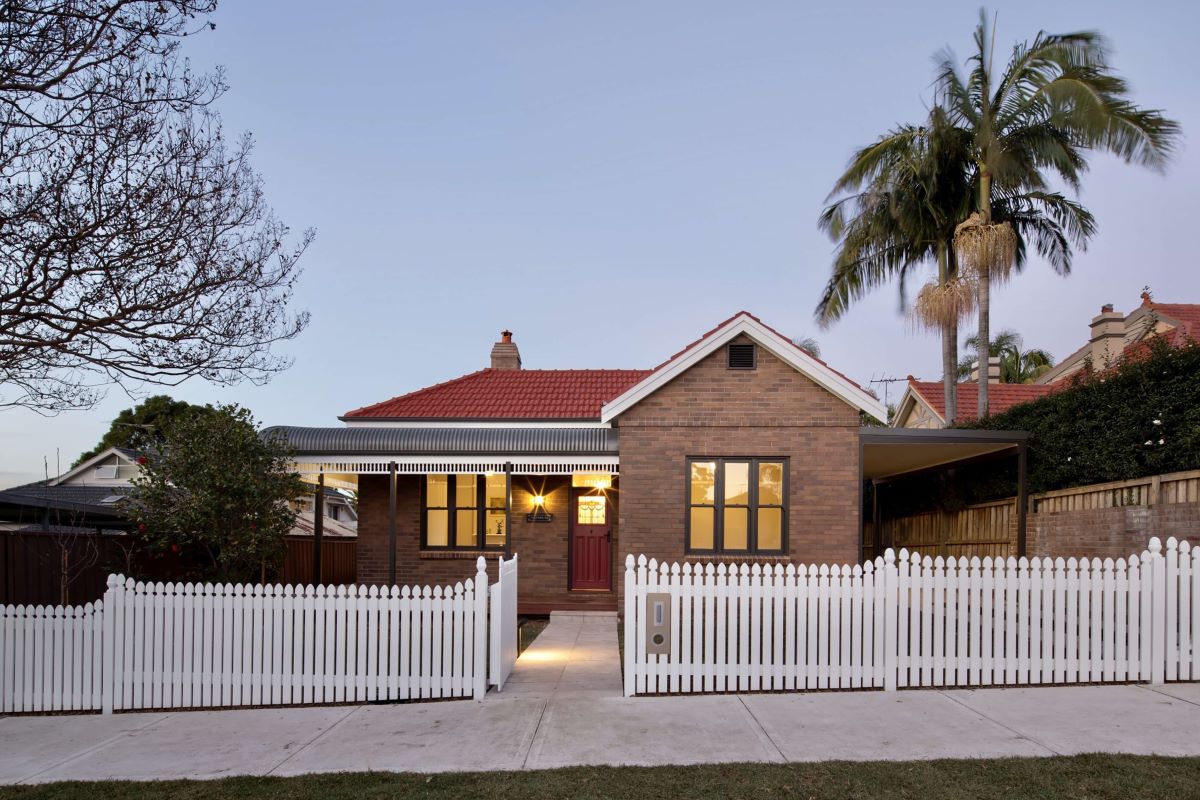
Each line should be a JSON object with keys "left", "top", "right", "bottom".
{"left": 4, "top": 612, "right": 1200, "bottom": 784}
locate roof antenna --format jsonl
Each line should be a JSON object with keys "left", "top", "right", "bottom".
{"left": 44, "top": 455, "right": 49, "bottom": 481}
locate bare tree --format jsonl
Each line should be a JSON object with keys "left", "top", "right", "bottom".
{"left": 0, "top": 1, "right": 312, "bottom": 412}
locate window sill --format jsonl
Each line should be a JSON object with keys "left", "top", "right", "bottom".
{"left": 419, "top": 549, "right": 505, "bottom": 560}
{"left": 685, "top": 553, "right": 790, "bottom": 562}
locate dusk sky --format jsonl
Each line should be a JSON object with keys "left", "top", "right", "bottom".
{"left": 1, "top": 0, "right": 1196, "bottom": 487}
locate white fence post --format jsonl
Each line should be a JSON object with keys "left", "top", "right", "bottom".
{"left": 623, "top": 554, "right": 635, "bottom": 697}
{"left": 883, "top": 548, "right": 898, "bottom": 691}
{"left": 1150, "top": 537, "right": 1166, "bottom": 685}
{"left": 473, "top": 557, "right": 488, "bottom": 700}
{"left": 100, "top": 574, "right": 120, "bottom": 714}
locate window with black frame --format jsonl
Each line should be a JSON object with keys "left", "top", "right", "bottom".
{"left": 686, "top": 458, "right": 786, "bottom": 554}
{"left": 423, "top": 474, "right": 508, "bottom": 550}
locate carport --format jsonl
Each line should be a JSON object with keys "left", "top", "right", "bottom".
{"left": 859, "top": 427, "right": 1031, "bottom": 559}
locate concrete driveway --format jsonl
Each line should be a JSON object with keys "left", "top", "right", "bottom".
{"left": 3, "top": 613, "right": 1200, "bottom": 784}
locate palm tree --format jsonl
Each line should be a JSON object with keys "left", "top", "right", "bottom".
{"left": 816, "top": 108, "right": 974, "bottom": 423}
{"left": 816, "top": 106, "right": 1091, "bottom": 422}
{"left": 791, "top": 336, "right": 821, "bottom": 359}
{"left": 957, "top": 329, "right": 1054, "bottom": 383}
{"left": 937, "top": 11, "right": 1180, "bottom": 416}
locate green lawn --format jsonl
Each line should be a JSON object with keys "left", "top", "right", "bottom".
{"left": 3, "top": 755, "right": 1198, "bottom": 800}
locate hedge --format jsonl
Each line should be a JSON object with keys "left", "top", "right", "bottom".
{"left": 879, "top": 336, "right": 1200, "bottom": 516}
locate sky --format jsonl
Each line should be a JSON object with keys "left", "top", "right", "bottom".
{"left": 1, "top": 0, "right": 1197, "bottom": 487}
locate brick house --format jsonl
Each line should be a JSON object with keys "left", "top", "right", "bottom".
{"left": 270, "top": 312, "right": 888, "bottom": 613}
{"left": 894, "top": 292, "right": 1200, "bottom": 428}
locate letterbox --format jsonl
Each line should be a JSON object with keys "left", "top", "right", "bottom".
{"left": 645, "top": 592, "right": 671, "bottom": 655}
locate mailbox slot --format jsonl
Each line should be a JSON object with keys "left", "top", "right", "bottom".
{"left": 645, "top": 592, "right": 671, "bottom": 655}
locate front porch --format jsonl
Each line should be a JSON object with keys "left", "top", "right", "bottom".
{"left": 269, "top": 425, "right": 621, "bottom": 613}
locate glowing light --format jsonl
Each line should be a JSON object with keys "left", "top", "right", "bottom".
{"left": 572, "top": 472, "right": 613, "bottom": 490}
{"left": 532, "top": 494, "right": 546, "bottom": 507}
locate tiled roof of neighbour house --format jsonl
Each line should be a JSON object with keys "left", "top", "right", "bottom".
{"left": 1144, "top": 302, "right": 1200, "bottom": 346}
{"left": 0, "top": 481, "right": 132, "bottom": 515}
{"left": 907, "top": 380, "right": 1057, "bottom": 423}
{"left": 341, "top": 369, "right": 651, "bottom": 420}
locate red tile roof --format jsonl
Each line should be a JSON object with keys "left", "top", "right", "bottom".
{"left": 342, "top": 369, "right": 651, "bottom": 420}
{"left": 346, "top": 312, "right": 875, "bottom": 421}
{"left": 1147, "top": 303, "right": 1200, "bottom": 346}
{"left": 907, "top": 380, "right": 1056, "bottom": 422}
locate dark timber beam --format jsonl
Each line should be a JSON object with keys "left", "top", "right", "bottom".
{"left": 313, "top": 473, "right": 324, "bottom": 585}
{"left": 1017, "top": 443, "right": 1029, "bottom": 557}
{"left": 388, "top": 461, "right": 398, "bottom": 586}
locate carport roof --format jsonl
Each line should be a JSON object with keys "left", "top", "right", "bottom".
{"left": 860, "top": 427, "right": 1030, "bottom": 481}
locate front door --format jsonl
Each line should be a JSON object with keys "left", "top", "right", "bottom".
{"left": 570, "top": 490, "right": 611, "bottom": 590}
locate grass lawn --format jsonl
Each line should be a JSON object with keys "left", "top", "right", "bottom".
{"left": 2, "top": 755, "right": 1198, "bottom": 799}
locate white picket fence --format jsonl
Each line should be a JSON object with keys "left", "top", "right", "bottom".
{"left": 624, "top": 536, "right": 1199, "bottom": 696}
{"left": 489, "top": 553, "right": 519, "bottom": 690}
{"left": 1, "top": 555, "right": 518, "bottom": 714}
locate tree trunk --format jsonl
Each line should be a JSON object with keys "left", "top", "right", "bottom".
{"left": 977, "top": 169, "right": 993, "bottom": 418}
{"left": 938, "top": 243, "right": 957, "bottom": 425}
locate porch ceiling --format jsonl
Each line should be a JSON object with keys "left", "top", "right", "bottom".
{"left": 860, "top": 428, "right": 1030, "bottom": 481}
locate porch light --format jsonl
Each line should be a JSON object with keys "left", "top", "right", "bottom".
{"left": 532, "top": 494, "right": 546, "bottom": 507}
{"left": 571, "top": 472, "right": 612, "bottom": 490}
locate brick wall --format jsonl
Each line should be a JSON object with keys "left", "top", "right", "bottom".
{"left": 357, "top": 473, "right": 620, "bottom": 613}
{"left": 1029, "top": 504, "right": 1200, "bottom": 560}
{"left": 615, "top": 334, "right": 863, "bottom": 598}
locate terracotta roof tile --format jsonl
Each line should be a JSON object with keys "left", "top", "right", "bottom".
{"left": 342, "top": 369, "right": 650, "bottom": 420}
{"left": 908, "top": 380, "right": 1056, "bottom": 422}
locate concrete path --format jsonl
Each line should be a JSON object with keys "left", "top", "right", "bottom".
{"left": 3, "top": 612, "right": 1200, "bottom": 784}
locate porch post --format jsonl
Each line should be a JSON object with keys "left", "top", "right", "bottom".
{"left": 388, "top": 461, "right": 397, "bottom": 586}
{"left": 313, "top": 473, "right": 324, "bottom": 585}
{"left": 1016, "top": 443, "right": 1028, "bottom": 557}
{"left": 504, "top": 462, "right": 512, "bottom": 558}
{"left": 871, "top": 479, "right": 882, "bottom": 558}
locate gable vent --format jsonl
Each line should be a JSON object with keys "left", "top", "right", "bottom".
{"left": 726, "top": 343, "right": 756, "bottom": 370}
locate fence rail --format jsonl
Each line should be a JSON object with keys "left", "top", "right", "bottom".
{"left": 624, "top": 536, "right": 1198, "bottom": 696}
{"left": 1, "top": 555, "right": 519, "bottom": 714}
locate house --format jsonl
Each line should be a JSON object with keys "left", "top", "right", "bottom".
{"left": 892, "top": 292, "right": 1200, "bottom": 429}
{"left": 267, "top": 312, "right": 911, "bottom": 613}
{"left": 0, "top": 447, "right": 141, "bottom": 533}
{"left": 0, "top": 445, "right": 355, "bottom": 539}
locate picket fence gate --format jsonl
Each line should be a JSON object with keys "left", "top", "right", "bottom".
{"left": 624, "top": 536, "right": 1199, "bottom": 696}
{"left": 1, "top": 555, "right": 518, "bottom": 714}
{"left": 489, "top": 553, "right": 519, "bottom": 690}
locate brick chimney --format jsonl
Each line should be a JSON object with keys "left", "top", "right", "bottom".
{"left": 490, "top": 330, "right": 522, "bottom": 370}
{"left": 967, "top": 356, "right": 1002, "bottom": 384}
{"left": 1089, "top": 303, "right": 1126, "bottom": 368}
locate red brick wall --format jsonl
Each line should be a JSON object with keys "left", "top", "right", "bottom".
{"left": 1029, "top": 504, "right": 1200, "bottom": 560}
{"left": 356, "top": 473, "right": 620, "bottom": 612}
{"left": 615, "top": 334, "right": 863, "bottom": 597}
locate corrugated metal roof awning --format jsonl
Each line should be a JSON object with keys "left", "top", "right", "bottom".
{"left": 263, "top": 426, "right": 619, "bottom": 456}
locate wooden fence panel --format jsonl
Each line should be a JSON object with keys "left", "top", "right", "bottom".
{"left": 0, "top": 532, "right": 355, "bottom": 607}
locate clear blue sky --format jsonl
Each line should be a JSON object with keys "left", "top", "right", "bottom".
{"left": 1, "top": 0, "right": 1196, "bottom": 486}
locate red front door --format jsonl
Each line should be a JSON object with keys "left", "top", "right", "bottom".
{"left": 570, "top": 491, "right": 611, "bottom": 590}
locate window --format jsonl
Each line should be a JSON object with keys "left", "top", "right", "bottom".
{"left": 686, "top": 458, "right": 786, "bottom": 554}
{"left": 423, "top": 474, "right": 508, "bottom": 550}
{"left": 577, "top": 495, "right": 606, "bottom": 525}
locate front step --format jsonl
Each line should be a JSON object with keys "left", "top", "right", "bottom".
{"left": 549, "top": 610, "right": 619, "bottom": 620}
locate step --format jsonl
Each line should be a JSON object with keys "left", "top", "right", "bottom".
{"left": 549, "top": 610, "right": 619, "bottom": 619}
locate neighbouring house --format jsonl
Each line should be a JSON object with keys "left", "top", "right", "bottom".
{"left": 0, "top": 447, "right": 140, "bottom": 534}
{"left": 269, "top": 312, "right": 1035, "bottom": 613}
{"left": 0, "top": 445, "right": 354, "bottom": 538}
{"left": 892, "top": 292, "right": 1200, "bottom": 429}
